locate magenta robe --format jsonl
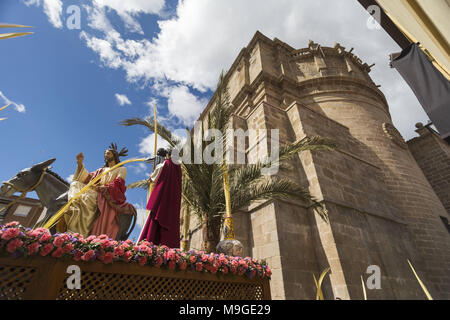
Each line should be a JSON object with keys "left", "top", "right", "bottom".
{"left": 86, "top": 169, "right": 135, "bottom": 239}
{"left": 139, "top": 159, "right": 182, "bottom": 248}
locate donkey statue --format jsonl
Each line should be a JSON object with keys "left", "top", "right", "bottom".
{"left": 0, "top": 158, "right": 136, "bottom": 240}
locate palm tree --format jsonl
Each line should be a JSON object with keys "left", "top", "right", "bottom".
{"left": 121, "top": 73, "right": 336, "bottom": 252}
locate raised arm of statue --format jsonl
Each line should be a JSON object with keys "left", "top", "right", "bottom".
{"left": 73, "top": 152, "right": 89, "bottom": 183}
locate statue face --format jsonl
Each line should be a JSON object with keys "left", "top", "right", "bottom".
{"left": 104, "top": 150, "right": 115, "bottom": 163}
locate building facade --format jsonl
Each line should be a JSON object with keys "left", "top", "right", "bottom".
{"left": 186, "top": 31, "right": 450, "bottom": 300}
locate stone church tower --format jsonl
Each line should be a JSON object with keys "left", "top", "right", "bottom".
{"left": 187, "top": 31, "right": 450, "bottom": 299}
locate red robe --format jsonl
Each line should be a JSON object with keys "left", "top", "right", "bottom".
{"left": 139, "top": 158, "right": 182, "bottom": 248}
{"left": 86, "top": 168, "right": 135, "bottom": 239}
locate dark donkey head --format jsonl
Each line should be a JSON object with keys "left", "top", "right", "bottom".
{"left": 1, "top": 159, "right": 70, "bottom": 229}
{"left": 0, "top": 159, "right": 57, "bottom": 197}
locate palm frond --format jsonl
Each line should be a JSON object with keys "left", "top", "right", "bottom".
{"left": 0, "top": 32, "right": 33, "bottom": 40}
{"left": 119, "top": 117, "right": 181, "bottom": 148}
{"left": 232, "top": 177, "right": 328, "bottom": 222}
{"left": 127, "top": 178, "right": 151, "bottom": 189}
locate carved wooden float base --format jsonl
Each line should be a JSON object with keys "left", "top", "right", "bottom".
{"left": 0, "top": 256, "right": 271, "bottom": 300}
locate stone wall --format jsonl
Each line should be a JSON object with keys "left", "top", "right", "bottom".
{"left": 408, "top": 124, "right": 450, "bottom": 216}
{"left": 186, "top": 31, "right": 450, "bottom": 299}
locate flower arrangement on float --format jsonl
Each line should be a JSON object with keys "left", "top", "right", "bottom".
{"left": 0, "top": 221, "right": 271, "bottom": 280}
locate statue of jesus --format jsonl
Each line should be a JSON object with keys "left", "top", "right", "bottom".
{"left": 61, "top": 143, "right": 136, "bottom": 239}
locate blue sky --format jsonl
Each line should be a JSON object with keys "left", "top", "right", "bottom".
{"left": 1, "top": 0, "right": 430, "bottom": 241}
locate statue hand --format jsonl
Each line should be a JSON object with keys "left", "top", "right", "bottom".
{"left": 94, "top": 185, "right": 106, "bottom": 193}
{"left": 76, "top": 152, "right": 84, "bottom": 165}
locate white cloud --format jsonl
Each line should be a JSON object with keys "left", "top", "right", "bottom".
{"left": 134, "top": 203, "right": 148, "bottom": 228}
{"left": 23, "top": 0, "right": 40, "bottom": 6}
{"left": 130, "top": 162, "right": 149, "bottom": 175}
{"left": 92, "top": 0, "right": 165, "bottom": 34}
{"left": 43, "top": 0, "right": 63, "bottom": 28}
{"left": 138, "top": 133, "right": 170, "bottom": 157}
{"left": 93, "top": 0, "right": 165, "bottom": 14}
{"left": 24, "top": 0, "right": 63, "bottom": 28}
{"left": 80, "top": 31, "right": 123, "bottom": 69}
{"left": 66, "top": 174, "right": 74, "bottom": 183}
{"left": 115, "top": 93, "right": 132, "bottom": 106}
{"left": 167, "top": 85, "right": 207, "bottom": 126}
{"left": 0, "top": 91, "right": 26, "bottom": 113}
{"left": 84, "top": 3, "right": 114, "bottom": 34}
{"left": 33, "top": 0, "right": 428, "bottom": 139}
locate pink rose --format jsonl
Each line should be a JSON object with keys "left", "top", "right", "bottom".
{"left": 201, "top": 254, "right": 208, "bottom": 262}
{"left": 86, "top": 235, "right": 97, "bottom": 242}
{"left": 103, "top": 252, "right": 114, "bottom": 264}
{"left": 52, "top": 247, "right": 64, "bottom": 258}
{"left": 1, "top": 228, "right": 20, "bottom": 240}
{"left": 154, "top": 256, "right": 163, "bottom": 268}
{"left": 195, "top": 262, "right": 203, "bottom": 271}
{"left": 39, "top": 232, "right": 52, "bottom": 243}
{"left": 27, "top": 230, "right": 37, "bottom": 237}
{"left": 81, "top": 250, "right": 95, "bottom": 261}
{"left": 27, "top": 242, "right": 41, "bottom": 255}
{"left": 222, "top": 266, "right": 228, "bottom": 274}
{"left": 100, "top": 239, "right": 112, "bottom": 249}
{"left": 138, "top": 244, "right": 149, "bottom": 252}
{"left": 168, "top": 260, "right": 176, "bottom": 270}
{"left": 168, "top": 249, "right": 177, "bottom": 261}
{"left": 124, "top": 251, "right": 133, "bottom": 261}
{"left": 40, "top": 243, "right": 54, "bottom": 256}
{"left": 73, "top": 250, "right": 83, "bottom": 261}
{"left": 231, "top": 266, "right": 237, "bottom": 274}
{"left": 266, "top": 267, "right": 272, "bottom": 277}
{"left": 138, "top": 256, "right": 147, "bottom": 266}
{"left": 63, "top": 243, "right": 74, "bottom": 253}
{"left": 53, "top": 236, "right": 65, "bottom": 247}
{"left": 210, "top": 265, "right": 218, "bottom": 274}
{"left": 189, "top": 255, "right": 197, "bottom": 263}
{"left": 5, "top": 221, "right": 19, "bottom": 227}
{"left": 6, "top": 238, "right": 23, "bottom": 253}
{"left": 98, "top": 234, "right": 108, "bottom": 240}
{"left": 114, "top": 246, "right": 124, "bottom": 257}
{"left": 179, "top": 260, "right": 187, "bottom": 271}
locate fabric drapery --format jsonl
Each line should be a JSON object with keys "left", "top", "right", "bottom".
{"left": 64, "top": 165, "right": 134, "bottom": 239}
{"left": 391, "top": 43, "right": 450, "bottom": 139}
{"left": 139, "top": 158, "right": 182, "bottom": 248}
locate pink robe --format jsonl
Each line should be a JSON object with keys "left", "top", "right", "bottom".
{"left": 85, "top": 168, "right": 134, "bottom": 239}
{"left": 139, "top": 159, "right": 182, "bottom": 248}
